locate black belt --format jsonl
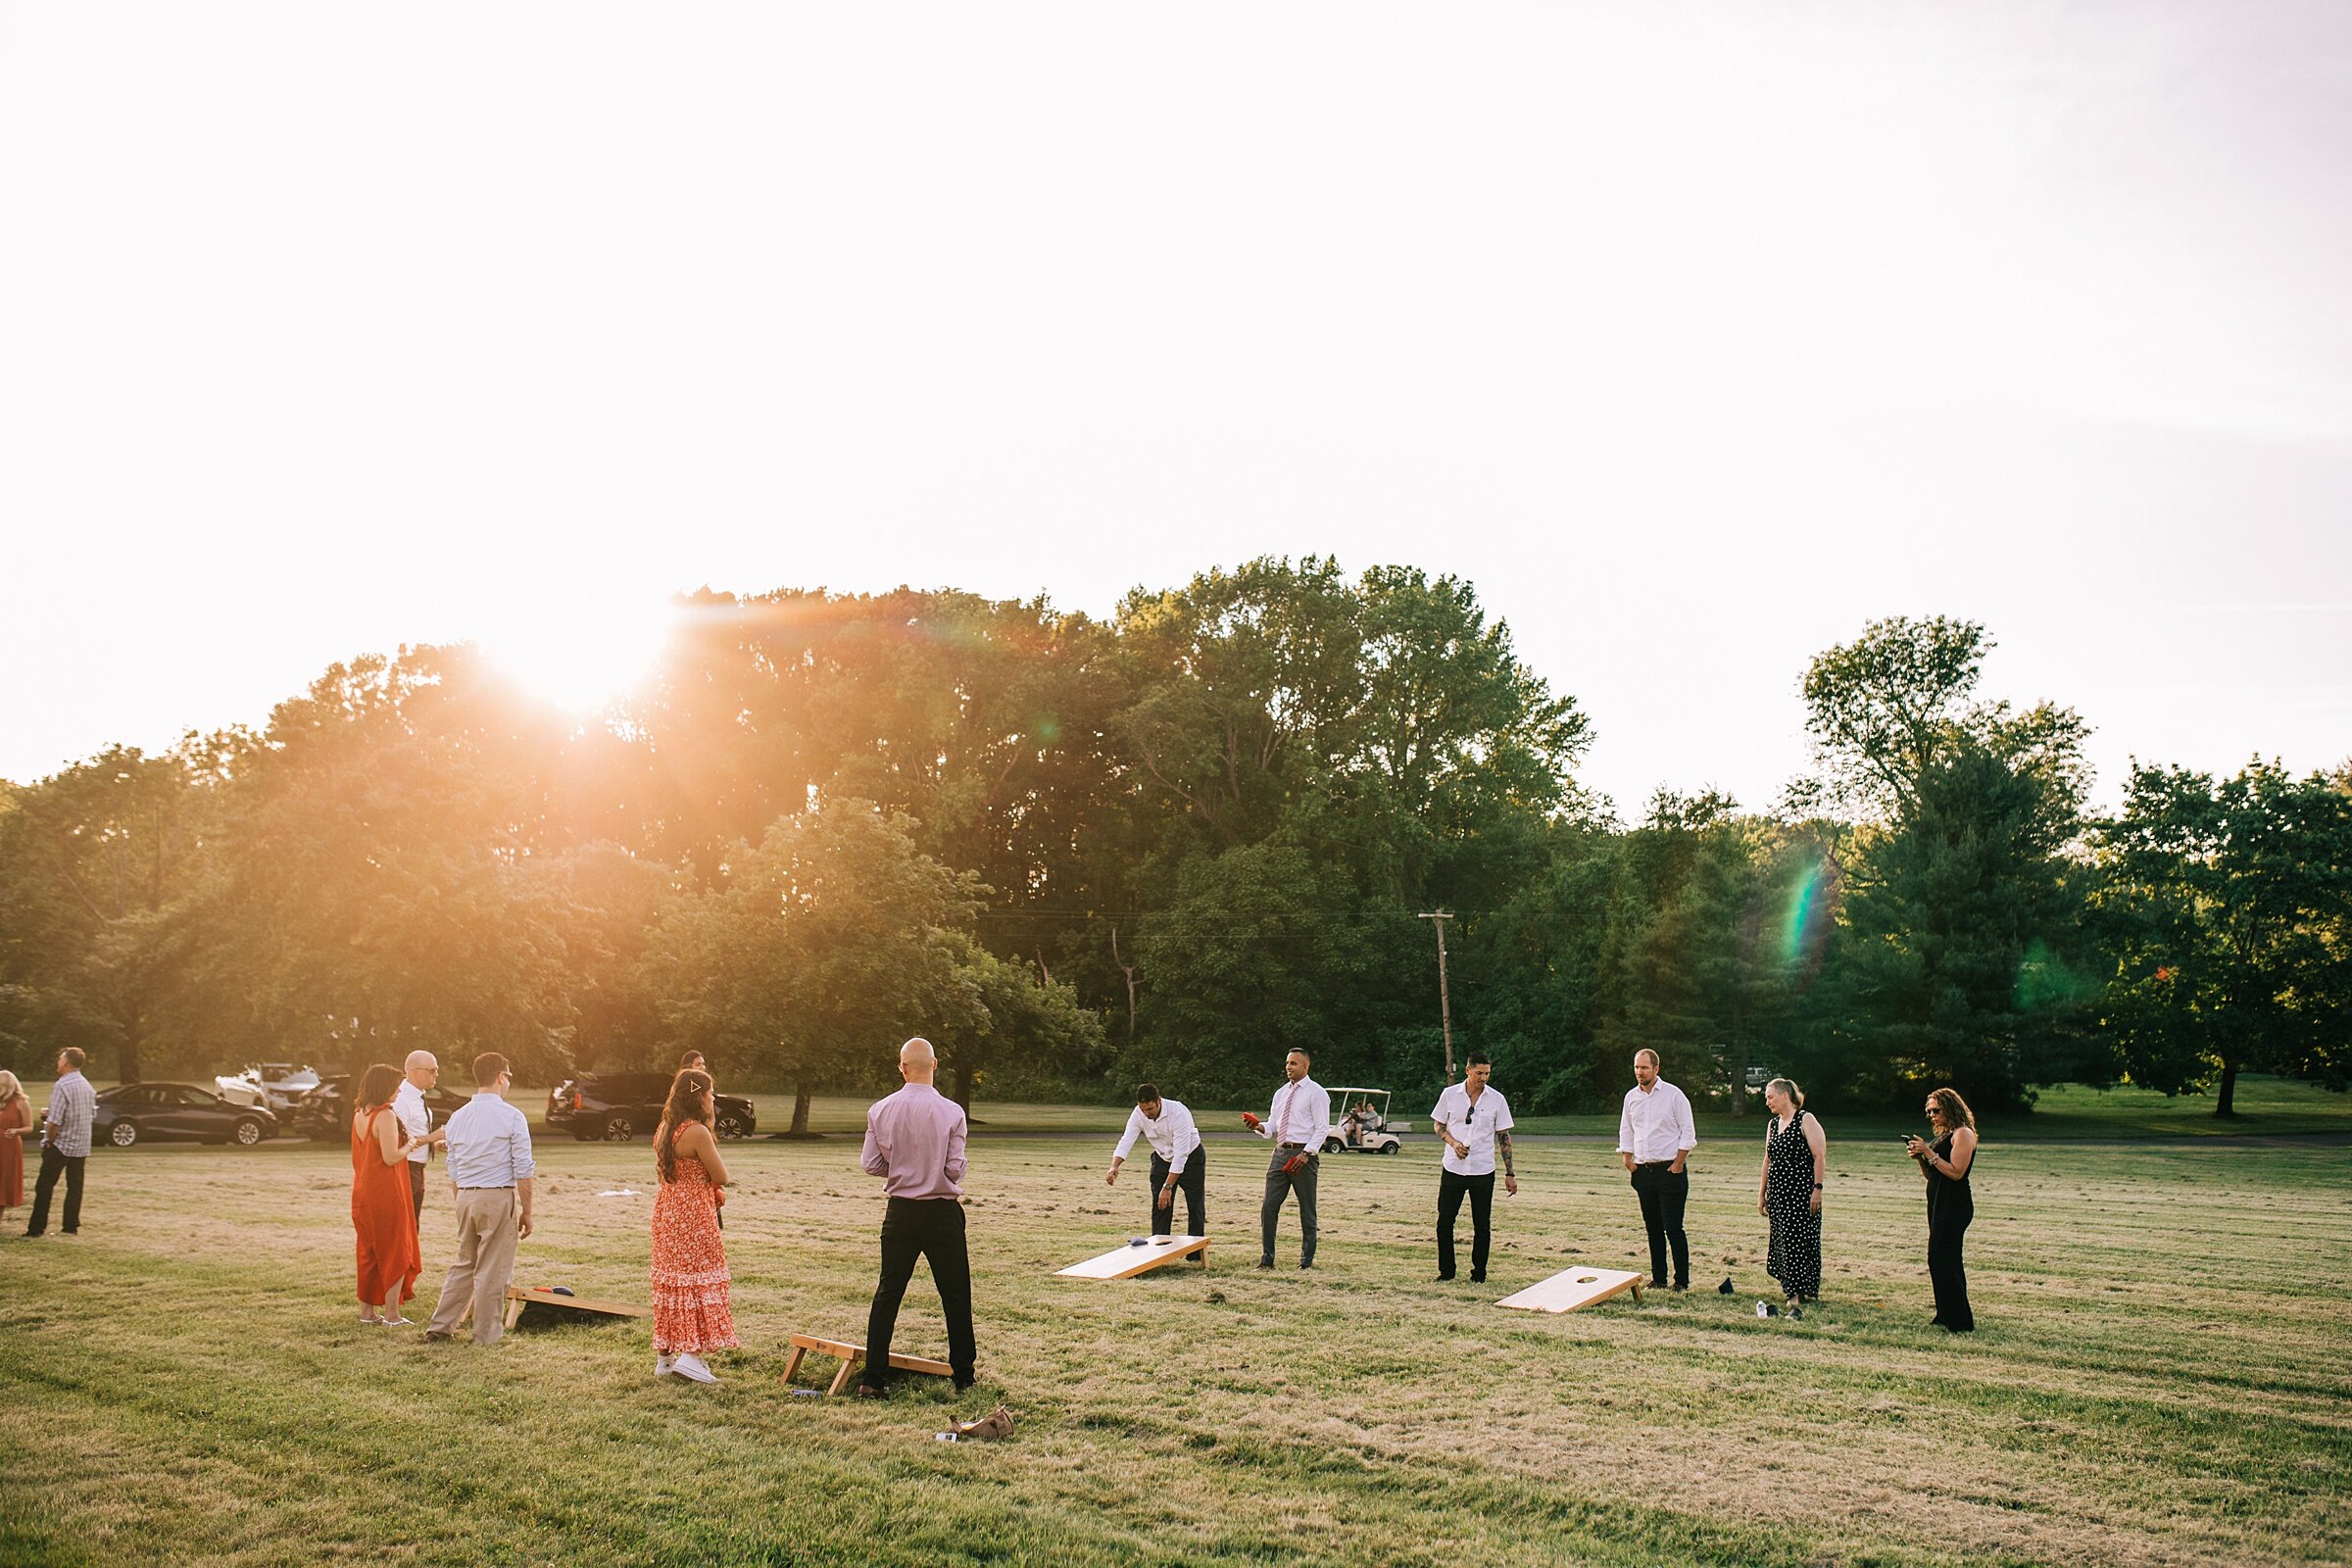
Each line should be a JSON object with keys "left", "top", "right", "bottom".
{"left": 1635, "top": 1160, "right": 1679, "bottom": 1169}
{"left": 457, "top": 1184, "right": 515, "bottom": 1190}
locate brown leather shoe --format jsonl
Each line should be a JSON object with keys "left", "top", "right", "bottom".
{"left": 957, "top": 1406, "right": 1013, "bottom": 1442}
{"left": 853, "top": 1383, "right": 887, "bottom": 1398}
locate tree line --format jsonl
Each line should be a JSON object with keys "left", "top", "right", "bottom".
{"left": 2, "top": 559, "right": 2345, "bottom": 1121}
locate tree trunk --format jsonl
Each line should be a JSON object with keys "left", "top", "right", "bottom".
{"left": 952, "top": 1060, "right": 974, "bottom": 1115}
{"left": 2215, "top": 1058, "right": 2240, "bottom": 1118}
{"left": 118, "top": 1010, "right": 145, "bottom": 1085}
{"left": 791, "top": 1083, "right": 812, "bottom": 1135}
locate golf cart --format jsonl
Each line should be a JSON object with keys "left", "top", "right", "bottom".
{"left": 1322, "top": 1088, "right": 1404, "bottom": 1154}
{"left": 214, "top": 1062, "right": 320, "bottom": 1114}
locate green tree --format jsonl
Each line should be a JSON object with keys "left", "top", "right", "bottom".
{"left": 2089, "top": 760, "right": 2352, "bottom": 1115}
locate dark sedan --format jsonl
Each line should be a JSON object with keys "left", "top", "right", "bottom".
{"left": 293, "top": 1074, "right": 471, "bottom": 1143}
{"left": 93, "top": 1083, "right": 278, "bottom": 1149}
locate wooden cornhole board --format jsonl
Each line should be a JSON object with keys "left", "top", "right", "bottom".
{"left": 1055, "top": 1233, "right": 1211, "bottom": 1281}
{"left": 782, "top": 1333, "right": 954, "bottom": 1396}
{"left": 1494, "top": 1266, "right": 1644, "bottom": 1314}
{"left": 502, "top": 1286, "right": 655, "bottom": 1330}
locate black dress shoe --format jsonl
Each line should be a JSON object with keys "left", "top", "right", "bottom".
{"left": 1435, "top": 1273, "right": 1454, "bottom": 1283}
{"left": 953, "top": 1376, "right": 975, "bottom": 1392}
{"left": 1256, "top": 1257, "right": 1274, "bottom": 1269}
{"left": 1469, "top": 1273, "right": 1486, "bottom": 1284}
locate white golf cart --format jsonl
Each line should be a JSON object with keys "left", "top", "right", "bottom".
{"left": 1322, "top": 1087, "right": 1405, "bottom": 1154}
{"left": 215, "top": 1062, "right": 320, "bottom": 1114}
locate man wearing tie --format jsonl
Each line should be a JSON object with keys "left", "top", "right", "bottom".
{"left": 858, "top": 1037, "right": 977, "bottom": 1396}
{"left": 1244, "top": 1049, "right": 1331, "bottom": 1270}
{"left": 1105, "top": 1084, "right": 1205, "bottom": 1238}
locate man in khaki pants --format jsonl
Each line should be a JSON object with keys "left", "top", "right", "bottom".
{"left": 425, "top": 1053, "right": 536, "bottom": 1345}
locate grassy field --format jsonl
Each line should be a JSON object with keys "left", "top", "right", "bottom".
{"left": 3, "top": 1101, "right": 2348, "bottom": 1568}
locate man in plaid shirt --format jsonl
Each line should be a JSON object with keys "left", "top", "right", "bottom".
{"left": 24, "top": 1046, "right": 97, "bottom": 1238}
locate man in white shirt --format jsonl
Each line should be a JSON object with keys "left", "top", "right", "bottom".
{"left": 391, "top": 1051, "right": 445, "bottom": 1229}
{"left": 424, "top": 1053, "right": 537, "bottom": 1346}
{"left": 1616, "top": 1049, "right": 1697, "bottom": 1292}
{"left": 1105, "top": 1083, "right": 1204, "bottom": 1238}
{"left": 1243, "top": 1049, "right": 1330, "bottom": 1269}
{"left": 1429, "top": 1052, "right": 1516, "bottom": 1283}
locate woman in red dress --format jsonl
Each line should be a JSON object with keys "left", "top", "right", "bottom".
{"left": 351, "top": 1062, "right": 426, "bottom": 1325}
{"left": 0, "top": 1070, "right": 32, "bottom": 1222}
{"left": 650, "top": 1068, "right": 737, "bottom": 1383}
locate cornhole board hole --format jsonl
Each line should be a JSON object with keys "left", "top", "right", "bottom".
{"left": 1055, "top": 1233, "right": 1211, "bottom": 1281}
{"left": 782, "top": 1333, "right": 954, "bottom": 1396}
{"left": 1494, "top": 1267, "right": 1644, "bottom": 1314}
{"left": 503, "top": 1286, "right": 655, "bottom": 1331}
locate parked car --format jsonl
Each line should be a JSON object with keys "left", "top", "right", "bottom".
{"left": 546, "top": 1072, "right": 758, "bottom": 1143}
{"left": 214, "top": 1062, "right": 320, "bottom": 1113}
{"left": 93, "top": 1083, "right": 278, "bottom": 1149}
{"left": 293, "top": 1074, "right": 472, "bottom": 1143}
{"left": 1744, "top": 1066, "right": 1774, "bottom": 1090}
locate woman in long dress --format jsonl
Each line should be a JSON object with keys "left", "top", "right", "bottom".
{"left": 351, "top": 1062, "right": 426, "bottom": 1325}
{"left": 0, "top": 1070, "right": 33, "bottom": 1223}
{"left": 1756, "top": 1076, "right": 1826, "bottom": 1314}
{"left": 650, "top": 1068, "right": 738, "bottom": 1384}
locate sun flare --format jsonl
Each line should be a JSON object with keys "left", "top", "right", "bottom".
{"left": 476, "top": 595, "right": 681, "bottom": 714}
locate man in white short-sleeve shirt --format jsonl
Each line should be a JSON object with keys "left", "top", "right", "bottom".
{"left": 1105, "top": 1084, "right": 1205, "bottom": 1238}
{"left": 1429, "top": 1053, "right": 1516, "bottom": 1283}
{"left": 391, "top": 1051, "right": 446, "bottom": 1229}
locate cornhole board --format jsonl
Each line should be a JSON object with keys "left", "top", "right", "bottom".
{"left": 782, "top": 1333, "right": 954, "bottom": 1396}
{"left": 503, "top": 1286, "right": 655, "bottom": 1330}
{"left": 1494, "top": 1267, "right": 1644, "bottom": 1313}
{"left": 1055, "top": 1233, "right": 1211, "bottom": 1281}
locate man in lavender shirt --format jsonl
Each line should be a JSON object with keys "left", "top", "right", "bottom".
{"left": 858, "top": 1037, "right": 976, "bottom": 1396}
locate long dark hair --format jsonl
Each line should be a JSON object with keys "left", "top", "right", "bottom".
{"left": 655, "top": 1070, "right": 713, "bottom": 1184}
{"left": 356, "top": 1063, "right": 402, "bottom": 1114}
{"left": 1928, "top": 1086, "right": 1977, "bottom": 1132}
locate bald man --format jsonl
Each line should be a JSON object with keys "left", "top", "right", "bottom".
{"left": 857, "top": 1038, "right": 977, "bottom": 1395}
{"left": 391, "top": 1051, "right": 449, "bottom": 1226}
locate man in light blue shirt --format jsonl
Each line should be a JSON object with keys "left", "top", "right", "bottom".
{"left": 425, "top": 1053, "right": 536, "bottom": 1345}
{"left": 24, "top": 1047, "right": 98, "bottom": 1238}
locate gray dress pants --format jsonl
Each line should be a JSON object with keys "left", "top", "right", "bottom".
{"left": 1259, "top": 1146, "right": 1318, "bottom": 1265}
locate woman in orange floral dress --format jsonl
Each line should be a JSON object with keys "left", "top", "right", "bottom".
{"left": 651, "top": 1068, "right": 737, "bottom": 1383}
{"left": 351, "top": 1062, "right": 426, "bottom": 1324}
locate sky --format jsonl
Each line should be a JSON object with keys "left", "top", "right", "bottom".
{"left": 3, "top": 2, "right": 2347, "bottom": 818}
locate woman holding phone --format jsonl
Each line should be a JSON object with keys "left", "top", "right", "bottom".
{"left": 1904, "top": 1086, "right": 1978, "bottom": 1332}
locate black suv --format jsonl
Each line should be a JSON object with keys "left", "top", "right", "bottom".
{"left": 547, "top": 1072, "right": 758, "bottom": 1142}
{"left": 294, "top": 1074, "right": 473, "bottom": 1143}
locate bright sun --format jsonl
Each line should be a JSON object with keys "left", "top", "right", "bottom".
{"left": 476, "top": 596, "right": 682, "bottom": 714}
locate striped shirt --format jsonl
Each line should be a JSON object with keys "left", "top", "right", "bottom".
{"left": 43, "top": 1071, "right": 97, "bottom": 1157}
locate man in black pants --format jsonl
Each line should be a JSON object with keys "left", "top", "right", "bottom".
{"left": 1428, "top": 1053, "right": 1517, "bottom": 1282}
{"left": 857, "top": 1038, "right": 976, "bottom": 1395}
{"left": 1616, "top": 1049, "right": 1696, "bottom": 1291}
{"left": 1104, "top": 1084, "right": 1205, "bottom": 1237}
{"left": 24, "top": 1047, "right": 97, "bottom": 1239}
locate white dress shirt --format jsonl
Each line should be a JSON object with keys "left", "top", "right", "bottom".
{"left": 392, "top": 1079, "right": 431, "bottom": 1165}
{"left": 1112, "top": 1099, "right": 1201, "bottom": 1174}
{"left": 1617, "top": 1078, "right": 1697, "bottom": 1163}
{"left": 1430, "top": 1083, "right": 1514, "bottom": 1176}
{"left": 1257, "top": 1075, "right": 1332, "bottom": 1150}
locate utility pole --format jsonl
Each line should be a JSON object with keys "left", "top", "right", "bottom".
{"left": 1418, "top": 910, "right": 1455, "bottom": 1083}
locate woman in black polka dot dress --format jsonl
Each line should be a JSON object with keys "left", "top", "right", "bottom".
{"left": 1756, "top": 1076, "right": 1825, "bottom": 1312}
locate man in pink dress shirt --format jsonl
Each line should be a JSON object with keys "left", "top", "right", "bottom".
{"left": 857, "top": 1037, "right": 977, "bottom": 1395}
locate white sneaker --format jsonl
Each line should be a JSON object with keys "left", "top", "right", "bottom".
{"left": 672, "top": 1352, "right": 718, "bottom": 1385}
{"left": 655, "top": 1353, "right": 675, "bottom": 1378}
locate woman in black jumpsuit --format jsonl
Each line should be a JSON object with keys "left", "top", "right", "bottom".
{"left": 1905, "top": 1086, "right": 1978, "bottom": 1332}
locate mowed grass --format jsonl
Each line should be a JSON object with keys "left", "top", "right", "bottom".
{"left": 2, "top": 1125, "right": 2348, "bottom": 1567}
